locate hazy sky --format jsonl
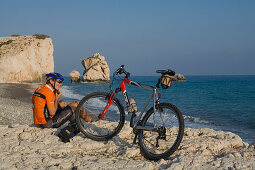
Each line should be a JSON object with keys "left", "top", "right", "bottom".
{"left": 1, "top": 0, "right": 254, "bottom": 76}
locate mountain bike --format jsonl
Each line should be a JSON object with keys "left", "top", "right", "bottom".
{"left": 75, "top": 65, "right": 184, "bottom": 160}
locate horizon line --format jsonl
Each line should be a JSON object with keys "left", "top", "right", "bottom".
{"left": 63, "top": 74, "right": 255, "bottom": 77}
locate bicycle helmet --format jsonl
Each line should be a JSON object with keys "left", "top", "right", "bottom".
{"left": 46, "top": 72, "right": 64, "bottom": 81}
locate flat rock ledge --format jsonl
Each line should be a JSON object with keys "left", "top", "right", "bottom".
{"left": 0, "top": 123, "right": 254, "bottom": 170}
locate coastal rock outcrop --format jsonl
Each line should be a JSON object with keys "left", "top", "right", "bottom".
{"left": 69, "top": 70, "right": 80, "bottom": 83}
{"left": 81, "top": 53, "right": 110, "bottom": 82}
{"left": 0, "top": 123, "right": 254, "bottom": 169}
{"left": 171, "top": 74, "right": 187, "bottom": 81}
{"left": 0, "top": 35, "right": 54, "bottom": 83}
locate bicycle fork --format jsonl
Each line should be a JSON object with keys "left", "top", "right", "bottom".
{"left": 98, "top": 88, "right": 121, "bottom": 119}
{"left": 98, "top": 92, "right": 114, "bottom": 119}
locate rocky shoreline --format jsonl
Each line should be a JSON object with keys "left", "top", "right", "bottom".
{"left": 0, "top": 83, "right": 254, "bottom": 169}
{"left": 1, "top": 123, "right": 255, "bottom": 169}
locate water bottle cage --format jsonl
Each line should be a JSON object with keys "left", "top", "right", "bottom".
{"left": 129, "top": 98, "right": 138, "bottom": 113}
{"left": 128, "top": 106, "right": 138, "bottom": 113}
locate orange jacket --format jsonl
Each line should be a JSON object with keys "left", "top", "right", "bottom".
{"left": 32, "top": 85, "right": 55, "bottom": 125}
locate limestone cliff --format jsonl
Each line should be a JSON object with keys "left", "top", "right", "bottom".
{"left": 81, "top": 53, "right": 110, "bottom": 82}
{"left": 0, "top": 35, "right": 54, "bottom": 83}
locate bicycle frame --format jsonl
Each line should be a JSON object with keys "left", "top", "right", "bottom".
{"left": 100, "top": 77, "right": 161, "bottom": 131}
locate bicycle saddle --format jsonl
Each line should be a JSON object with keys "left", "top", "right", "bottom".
{"left": 156, "top": 69, "right": 175, "bottom": 76}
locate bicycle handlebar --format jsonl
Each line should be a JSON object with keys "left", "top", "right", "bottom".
{"left": 115, "top": 65, "right": 130, "bottom": 78}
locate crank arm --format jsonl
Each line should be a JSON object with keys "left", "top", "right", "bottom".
{"left": 134, "top": 125, "right": 157, "bottom": 131}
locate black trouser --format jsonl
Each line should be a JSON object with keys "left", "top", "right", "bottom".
{"left": 40, "top": 105, "right": 74, "bottom": 128}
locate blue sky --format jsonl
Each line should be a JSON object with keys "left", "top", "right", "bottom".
{"left": 0, "top": 0, "right": 254, "bottom": 76}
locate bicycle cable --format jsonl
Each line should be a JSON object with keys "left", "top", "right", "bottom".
{"left": 109, "top": 71, "right": 117, "bottom": 93}
{"left": 110, "top": 70, "right": 126, "bottom": 93}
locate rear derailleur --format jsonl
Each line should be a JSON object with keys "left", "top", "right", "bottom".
{"left": 156, "top": 126, "right": 166, "bottom": 147}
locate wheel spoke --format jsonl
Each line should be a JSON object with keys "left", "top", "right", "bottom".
{"left": 143, "top": 136, "right": 157, "bottom": 148}
{"left": 76, "top": 92, "right": 125, "bottom": 141}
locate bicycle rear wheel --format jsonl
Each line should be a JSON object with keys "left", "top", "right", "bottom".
{"left": 138, "top": 103, "right": 184, "bottom": 160}
{"left": 75, "top": 92, "right": 125, "bottom": 141}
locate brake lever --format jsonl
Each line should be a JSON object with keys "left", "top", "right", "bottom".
{"left": 114, "top": 65, "right": 126, "bottom": 76}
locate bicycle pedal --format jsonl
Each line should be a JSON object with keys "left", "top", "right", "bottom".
{"left": 156, "top": 136, "right": 159, "bottom": 147}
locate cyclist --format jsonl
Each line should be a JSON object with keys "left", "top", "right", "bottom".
{"left": 32, "top": 72, "right": 92, "bottom": 128}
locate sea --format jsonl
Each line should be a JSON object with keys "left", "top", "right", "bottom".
{"left": 60, "top": 75, "right": 255, "bottom": 143}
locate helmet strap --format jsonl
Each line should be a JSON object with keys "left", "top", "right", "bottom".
{"left": 53, "top": 81, "right": 57, "bottom": 94}
{"left": 49, "top": 79, "right": 57, "bottom": 94}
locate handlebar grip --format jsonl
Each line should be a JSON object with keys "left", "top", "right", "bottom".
{"left": 115, "top": 65, "right": 130, "bottom": 78}
{"left": 123, "top": 70, "right": 130, "bottom": 78}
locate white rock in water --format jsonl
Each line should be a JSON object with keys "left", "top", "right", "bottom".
{"left": 0, "top": 35, "right": 54, "bottom": 83}
{"left": 69, "top": 70, "right": 80, "bottom": 83}
{"left": 81, "top": 53, "right": 110, "bottom": 82}
{"left": 171, "top": 74, "right": 187, "bottom": 81}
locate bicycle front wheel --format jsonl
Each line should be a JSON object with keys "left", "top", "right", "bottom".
{"left": 138, "top": 103, "right": 184, "bottom": 160}
{"left": 75, "top": 92, "right": 125, "bottom": 141}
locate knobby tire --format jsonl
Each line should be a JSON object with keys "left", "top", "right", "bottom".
{"left": 138, "top": 103, "right": 184, "bottom": 160}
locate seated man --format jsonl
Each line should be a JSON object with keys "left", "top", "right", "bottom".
{"left": 32, "top": 72, "right": 91, "bottom": 128}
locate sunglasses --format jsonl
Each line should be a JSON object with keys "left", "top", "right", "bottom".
{"left": 56, "top": 80, "right": 63, "bottom": 84}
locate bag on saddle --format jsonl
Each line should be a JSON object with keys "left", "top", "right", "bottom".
{"left": 160, "top": 74, "right": 172, "bottom": 89}
{"left": 57, "top": 123, "right": 80, "bottom": 143}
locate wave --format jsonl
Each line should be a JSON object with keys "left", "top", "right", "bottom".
{"left": 60, "top": 86, "right": 84, "bottom": 100}
{"left": 183, "top": 115, "right": 212, "bottom": 125}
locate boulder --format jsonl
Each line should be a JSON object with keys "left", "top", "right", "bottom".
{"left": 0, "top": 35, "right": 54, "bottom": 83}
{"left": 69, "top": 70, "right": 80, "bottom": 83}
{"left": 249, "top": 141, "right": 255, "bottom": 149}
{"left": 81, "top": 53, "right": 110, "bottom": 82}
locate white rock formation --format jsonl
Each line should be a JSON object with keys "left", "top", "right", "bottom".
{"left": 0, "top": 35, "right": 54, "bottom": 83}
{"left": 81, "top": 53, "right": 110, "bottom": 82}
{"left": 69, "top": 70, "right": 80, "bottom": 83}
{"left": 171, "top": 74, "right": 187, "bottom": 81}
{"left": 0, "top": 123, "right": 254, "bottom": 169}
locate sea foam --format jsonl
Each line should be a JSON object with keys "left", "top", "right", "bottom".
{"left": 60, "top": 86, "right": 84, "bottom": 100}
